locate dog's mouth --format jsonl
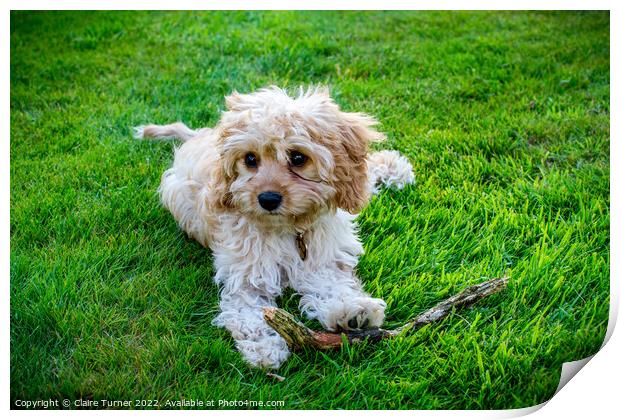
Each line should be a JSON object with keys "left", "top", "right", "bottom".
{"left": 263, "top": 210, "right": 284, "bottom": 217}
{"left": 251, "top": 207, "right": 284, "bottom": 217}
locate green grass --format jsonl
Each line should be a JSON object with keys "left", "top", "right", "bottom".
{"left": 10, "top": 11, "right": 609, "bottom": 409}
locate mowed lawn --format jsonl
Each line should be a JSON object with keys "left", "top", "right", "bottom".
{"left": 10, "top": 11, "right": 609, "bottom": 409}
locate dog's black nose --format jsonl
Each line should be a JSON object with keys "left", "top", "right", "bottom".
{"left": 257, "top": 191, "right": 283, "bottom": 211}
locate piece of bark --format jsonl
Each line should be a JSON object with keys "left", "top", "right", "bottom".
{"left": 263, "top": 276, "right": 508, "bottom": 351}
{"left": 266, "top": 372, "right": 286, "bottom": 382}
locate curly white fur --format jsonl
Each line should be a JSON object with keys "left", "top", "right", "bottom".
{"left": 136, "top": 86, "right": 415, "bottom": 368}
{"left": 367, "top": 150, "right": 416, "bottom": 194}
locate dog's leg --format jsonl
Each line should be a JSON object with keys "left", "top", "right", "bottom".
{"left": 212, "top": 290, "right": 290, "bottom": 369}
{"left": 291, "top": 267, "right": 386, "bottom": 331}
{"left": 367, "top": 150, "right": 415, "bottom": 194}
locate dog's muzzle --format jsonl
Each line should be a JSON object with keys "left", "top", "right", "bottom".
{"left": 258, "top": 191, "right": 283, "bottom": 211}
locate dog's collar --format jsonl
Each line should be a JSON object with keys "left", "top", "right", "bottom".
{"left": 295, "top": 230, "right": 307, "bottom": 261}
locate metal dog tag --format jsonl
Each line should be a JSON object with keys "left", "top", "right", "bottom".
{"left": 296, "top": 232, "right": 307, "bottom": 261}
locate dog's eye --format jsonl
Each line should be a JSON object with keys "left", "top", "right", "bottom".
{"left": 244, "top": 152, "right": 258, "bottom": 168}
{"left": 290, "top": 150, "right": 307, "bottom": 167}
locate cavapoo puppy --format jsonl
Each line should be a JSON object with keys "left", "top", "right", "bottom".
{"left": 135, "top": 86, "right": 414, "bottom": 368}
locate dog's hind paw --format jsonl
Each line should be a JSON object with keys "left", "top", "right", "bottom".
{"left": 367, "top": 150, "right": 415, "bottom": 193}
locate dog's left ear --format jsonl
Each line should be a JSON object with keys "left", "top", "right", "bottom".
{"left": 299, "top": 87, "right": 385, "bottom": 213}
{"left": 331, "top": 111, "right": 386, "bottom": 213}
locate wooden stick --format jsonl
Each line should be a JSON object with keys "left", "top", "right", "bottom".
{"left": 263, "top": 276, "right": 508, "bottom": 351}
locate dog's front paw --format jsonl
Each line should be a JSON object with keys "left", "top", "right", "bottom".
{"left": 323, "top": 297, "right": 386, "bottom": 331}
{"left": 235, "top": 334, "right": 290, "bottom": 369}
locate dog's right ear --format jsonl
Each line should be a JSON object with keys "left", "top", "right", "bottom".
{"left": 209, "top": 161, "right": 234, "bottom": 211}
{"left": 208, "top": 134, "right": 235, "bottom": 211}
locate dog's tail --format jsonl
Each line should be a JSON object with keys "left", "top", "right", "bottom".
{"left": 133, "top": 122, "right": 211, "bottom": 142}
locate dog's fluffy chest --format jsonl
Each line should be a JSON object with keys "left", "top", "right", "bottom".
{"left": 210, "top": 210, "right": 364, "bottom": 296}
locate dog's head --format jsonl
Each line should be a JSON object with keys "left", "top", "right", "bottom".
{"left": 210, "top": 86, "right": 385, "bottom": 228}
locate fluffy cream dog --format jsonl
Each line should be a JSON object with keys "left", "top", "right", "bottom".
{"left": 135, "top": 86, "right": 414, "bottom": 368}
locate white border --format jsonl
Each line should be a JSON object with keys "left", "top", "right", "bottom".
{"left": 4, "top": 1, "right": 617, "bottom": 418}
{"left": 2, "top": 0, "right": 618, "bottom": 11}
